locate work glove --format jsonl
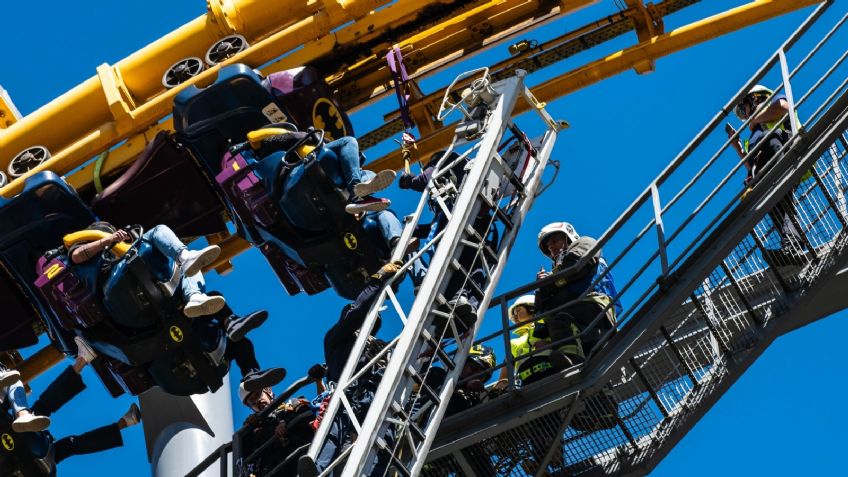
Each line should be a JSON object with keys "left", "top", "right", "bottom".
{"left": 398, "top": 172, "right": 415, "bottom": 189}
{"left": 371, "top": 260, "right": 403, "bottom": 281}
{"left": 308, "top": 364, "right": 327, "bottom": 381}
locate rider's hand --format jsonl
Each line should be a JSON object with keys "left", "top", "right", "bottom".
{"left": 536, "top": 269, "right": 550, "bottom": 281}
{"left": 109, "top": 230, "right": 131, "bottom": 244}
{"left": 494, "top": 379, "right": 509, "bottom": 391}
{"left": 274, "top": 420, "right": 288, "bottom": 441}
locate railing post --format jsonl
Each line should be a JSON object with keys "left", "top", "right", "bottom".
{"left": 778, "top": 48, "right": 799, "bottom": 136}
{"left": 650, "top": 182, "right": 669, "bottom": 275}
{"left": 499, "top": 297, "right": 516, "bottom": 391}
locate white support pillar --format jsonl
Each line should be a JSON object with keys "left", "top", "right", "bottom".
{"left": 140, "top": 374, "right": 234, "bottom": 477}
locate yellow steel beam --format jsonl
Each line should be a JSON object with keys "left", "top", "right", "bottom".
{"left": 45, "top": 0, "right": 597, "bottom": 196}
{"left": 317, "top": 0, "right": 599, "bottom": 112}
{"left": 625, "top": 0, "right": 664, "bottom": 73}
{"left": 377, "top": 2, "right": 643, "bottom": 134}
{"left": 0, "top": 85, "right": 22, "bottom": 130}
{"left": 368, "top": 0, "right": 823, "bottom": 172}
{"left": 0, "top": 0, "right": 392, "bottom": 197}
{"left": 18, "top": 344, "right": 64, "bottom": 384}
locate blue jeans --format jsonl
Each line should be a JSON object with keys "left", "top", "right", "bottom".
{"left": 181, "top": 273, "right": 205, "bottom": 301}
{"left": 316, "top": 137, "right": 372, "bottom": 195}
{"left": 3, "top": 380, "right": 29, "bottom": 414}
{"left": 143, "top": 225, "right": 187, "bottom": 260}
{"left": 144, "top": 224, "right": 202, "bottom": 300}
{"left": 362, "top": 210, "right": 403, "bottom": 259}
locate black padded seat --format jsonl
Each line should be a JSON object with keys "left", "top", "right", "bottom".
{"left": 173, "top": 64, "right": 288, "bottom": 180}
{"left": 0, "top": 172, "right": 95, "bottom": 352}
{"left": 91, "top": 132, "right": 229, "bottom": 238}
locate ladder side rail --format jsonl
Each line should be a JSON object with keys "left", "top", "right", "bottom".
{"left": 306, "top": 153, "right": 438, "bottom": 460}
{"left": 339, "top": 75, "right": 528, "bottom": 477}
{"left": 408, "top": 128, "right": 558, "bottom": 477}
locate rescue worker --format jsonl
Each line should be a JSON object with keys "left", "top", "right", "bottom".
{"left": 66, "top": 221, "right": 224, "bottom": 318}
{"left": 0, "top": 337, "right": 142, "bottom": 476}
{"left": 536, "top": 223, "right": 621, "bottom": 435}
{"left": 298, "top": 261, "right": 403, "bottom": 477}
{"left": 535, "top": 222, "right": 620, "bottom": 370}
{"left": 495, "top": 294, "right": 556, "bottom": 389}
{"left": 418, "top": 344, "right": 497, "bottom": 418}
{"left": 238, "top": 365, "right": 326, "bottom": 477}
{"left": 727, "top": 84, "right": 807, "bottom": 267}
{"left": 417, "top": 345, "right": 498, "bottom": 477}
{"left": 399, "top": 150, "right": 492, "bottom": 334}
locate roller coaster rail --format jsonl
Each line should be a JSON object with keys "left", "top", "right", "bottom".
{"left": 422, "top": 2, "right": 848, "bottom": 476}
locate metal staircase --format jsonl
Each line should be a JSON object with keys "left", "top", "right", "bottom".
{"left": 420, "top": 3, "right": 848, "bottom": 476}
{"left": 305, "top": 68, "right": 564, "bottom": 477}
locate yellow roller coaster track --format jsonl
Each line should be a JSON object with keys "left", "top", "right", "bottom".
{"left": 0, "top": 0, "right": 821, "bottom": 380}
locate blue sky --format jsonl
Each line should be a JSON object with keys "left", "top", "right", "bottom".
{"left": 2, "top": 1, "right": 843, "bottom": 476}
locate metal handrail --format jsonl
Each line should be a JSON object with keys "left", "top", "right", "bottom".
{"left": 477, "top": 0, "right": 843, "bottom": 398}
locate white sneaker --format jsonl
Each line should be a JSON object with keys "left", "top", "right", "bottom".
{"left": 178, "top": 245, "right": 221, "bottom": 277}
{"left": 352, "top": 170, "right": 397, "bottom": 198}
{"left": 0, "top": 369, "right": 21, "bottom": 389}
{"left": 12, "top": 413, "right": 51, "bottom": 433}
{"left": 74, "top": 336, "right": 97, "bottom": 364}
{"left": 184, "top": 293, "right": 226, "bottom": 318}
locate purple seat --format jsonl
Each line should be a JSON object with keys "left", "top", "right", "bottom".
{"left": 91, "top": 132, "right": 229, "bottom": 238}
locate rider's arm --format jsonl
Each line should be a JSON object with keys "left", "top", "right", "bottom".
{"left": 69, "top": 231, "right": 127, "bottom": 264}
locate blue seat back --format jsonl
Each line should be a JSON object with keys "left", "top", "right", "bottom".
{"left": 102, "top": 241, "right": 176, "bottom": 330}
{"left": 0, "top": 172, "right": 95, "bottom": 352}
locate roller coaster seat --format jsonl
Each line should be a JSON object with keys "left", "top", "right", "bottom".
{"left": 173, "top": 64, "right": 378, "bottom": 299}
{"left": 217, "top": 137, "right": 382, "bottom": 300}
{"left": 34, "top": 230, "right": 229, "bottom": 397}
{"left": 264, "top": 66, "right": 354, "bottom": 142}
{"left": 0, "top": 172, "right": 94, "bottom": 353}
{"left": 173, "top": 64, "right": 290, "bottom": 181}
{"left": 90, "top": 131, "right": 229, "bottom": 238}
{"left": 0, "top": 411, "right": 56, "bottom": 477}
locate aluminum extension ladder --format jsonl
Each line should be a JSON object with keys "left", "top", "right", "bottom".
{"left": 305, "top": 68, "right": 565, "bottom": 477}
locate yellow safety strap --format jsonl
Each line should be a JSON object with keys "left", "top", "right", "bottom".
{"left": 63, "top": 230, "right": 130, "bottom": 257}
{"left": 247, "top": 128, "right": 316, "bottom": 157}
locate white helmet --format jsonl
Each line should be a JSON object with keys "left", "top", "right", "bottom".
{"left": 735, "top": 84, "right": 774, "bottom": 120}
{"left": 508, "top": 295, "right": 535, "bottom": 322}
{"left": 238, "top": 381, "right": 251, "bottom": 404}
{"left": 537, "top": 222, "right": 578, "bottom": 257}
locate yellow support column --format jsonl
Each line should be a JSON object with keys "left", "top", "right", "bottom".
{"left": 0, "top": 85, "right": 22, "bottom": 130}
